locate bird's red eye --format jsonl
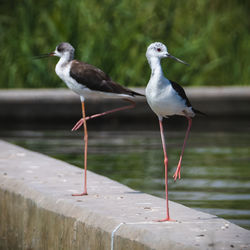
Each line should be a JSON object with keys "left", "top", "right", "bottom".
{"left": 157, "top": 48, "right": 161, "bottom": 52}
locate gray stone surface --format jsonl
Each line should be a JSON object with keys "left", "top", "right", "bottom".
{"left": 0, "top": 87, "right": 250, "bottom": 121}
{"left": 0, "top": 88, "right": 147, "bottom": 122}
{"left": 0, "top": 140, "right": 250, "bottom": 250}
{"left": 1, "top": 87, "right": 250, "bottom": 132}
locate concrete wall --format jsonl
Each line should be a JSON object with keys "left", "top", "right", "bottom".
{"left": 0, "top": 140, "right": 249, "bottom": 250}
{"left": 0, "top": 87, "right": 250, "bottom": 131}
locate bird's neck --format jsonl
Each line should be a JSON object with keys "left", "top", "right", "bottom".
{"left": 56, "top": 54, "right": 73, "bottom": 69}
{"left": 55, "top": 54, "right": 73, "bottom": 79}
{"left": 59, "top": 52, "right": 74, "bottom": 64}
{"left": 148, "top": 57, "right": 164, "bottom": 79}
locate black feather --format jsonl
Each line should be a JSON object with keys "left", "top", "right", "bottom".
{"left": 70, "top": 60, "right": 144, "bottom": 97}
{"left": 193, "top": 108, "right": 207, "bottom": 116}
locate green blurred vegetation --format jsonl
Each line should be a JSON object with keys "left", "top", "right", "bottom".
{"left": 0, "top": 0, "right": 250, "bottom": 88}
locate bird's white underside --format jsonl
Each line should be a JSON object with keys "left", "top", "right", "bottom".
{"left": 146, "top": 78, "right": 194, "bottom": 118}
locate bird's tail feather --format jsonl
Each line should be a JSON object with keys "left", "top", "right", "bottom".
{"left": 193, "top": 108, "right": 207, "bottom": 116}
{"left": 131, "top": 90, "right": 145, "bottom": 97}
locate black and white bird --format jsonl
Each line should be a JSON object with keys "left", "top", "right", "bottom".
{"left": 40, "top": 42, "right": 144, "bottom": 196}
{"left": 145, "top": 42, "right": 204, "bottom": 221}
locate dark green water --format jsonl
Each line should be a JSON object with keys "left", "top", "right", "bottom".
{"left": 2, "top": 129, "right": 250, "bottom": 230}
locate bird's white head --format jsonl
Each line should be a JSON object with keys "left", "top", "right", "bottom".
{"left": 146, "top": 42, "right": 188, "bottom": 65}
{"left": 146, "top": 42, "right": 168, "bottom": 60}
{"left": 52, "top": 42, "right": 75, "bottom": 61}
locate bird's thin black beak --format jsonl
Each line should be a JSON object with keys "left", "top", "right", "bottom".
{"left": 33, "top": 52, "right": 55, "bottom": 59}
{"left": 167, "top": 53, "right": 189, "bottom": 66}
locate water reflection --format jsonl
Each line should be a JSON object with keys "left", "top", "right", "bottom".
{"left": 1, "top": 130, "right": 250, "bottom": 230}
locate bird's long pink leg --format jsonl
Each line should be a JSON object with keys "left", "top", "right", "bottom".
{"left": 72, "top": 101, "right": 88, "bottom": 196}
{"left": 173, "top": 116, "right": 192, "bottom": 181}
{"left": 71, "top": 99, "right": 136, "bottom": 131}
{"left": 157, "top": 117, "right": 175, "bottom": 222}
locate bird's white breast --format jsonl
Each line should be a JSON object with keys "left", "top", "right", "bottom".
{"left": 55, "top": 60, "right": 101, "bottom": 99}
{"left": 146, "top": 76, "right": 191, "bottom": 117}
{"left": 55, "top": 60, "right": 87, "bottom": 96}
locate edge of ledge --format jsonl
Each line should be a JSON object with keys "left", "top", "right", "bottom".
{"left": 0, "top": 140, "right": 249, "bottom": 250}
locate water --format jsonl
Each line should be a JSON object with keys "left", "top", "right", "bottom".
{"left": 1, "top": 129, "right": 250, "bottom": 230}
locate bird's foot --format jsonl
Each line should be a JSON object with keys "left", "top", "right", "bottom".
{"left": 173, "top": 166, "right": 181, "bottom": 181}
{"left": 72, "top": 192, "right": 88, "bottom": 196}
{"left": 71, "top": 117, "right": 91, "bottom": 131}
{"left": 155, "top": 218, "right": 176, "bottom": 222}
{"left": 71, "top": 118, "right": 84, "bottom": 131}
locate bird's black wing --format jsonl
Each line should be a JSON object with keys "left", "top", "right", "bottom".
{"left": 70, "top": 60, "right": 144, "bottom": 96}
{"left": 170, "top": 80, "right": 192, "bottom": 107}
{"left": 170, "top": 80, "right": 206, "bottom": 115}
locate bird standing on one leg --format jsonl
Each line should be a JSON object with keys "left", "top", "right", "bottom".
{"left": 39, "top": 42, "right": 144, "bottom": 196}
{"left": 145, "top": 42, "right": 203, "bottom": 221}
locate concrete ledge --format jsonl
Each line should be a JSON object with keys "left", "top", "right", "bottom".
{"left": 1, "top": 87, "right": 250, "bottom": 131}
{"left": 0, "top": 87, "right": 250, "bottom": 121}
{"left": 0, "top": 140, "right": 249, "bottom": 249}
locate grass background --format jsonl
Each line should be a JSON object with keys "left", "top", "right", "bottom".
{"left": 0, "top": 0, "right": 249, "bottom": 88}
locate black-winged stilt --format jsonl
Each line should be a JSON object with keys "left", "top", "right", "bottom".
{"left": 40, "top": 42, "right": 144, "bottom": 196}
{"left": 145, "top": 42, "right": 204, "bottom": 221}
